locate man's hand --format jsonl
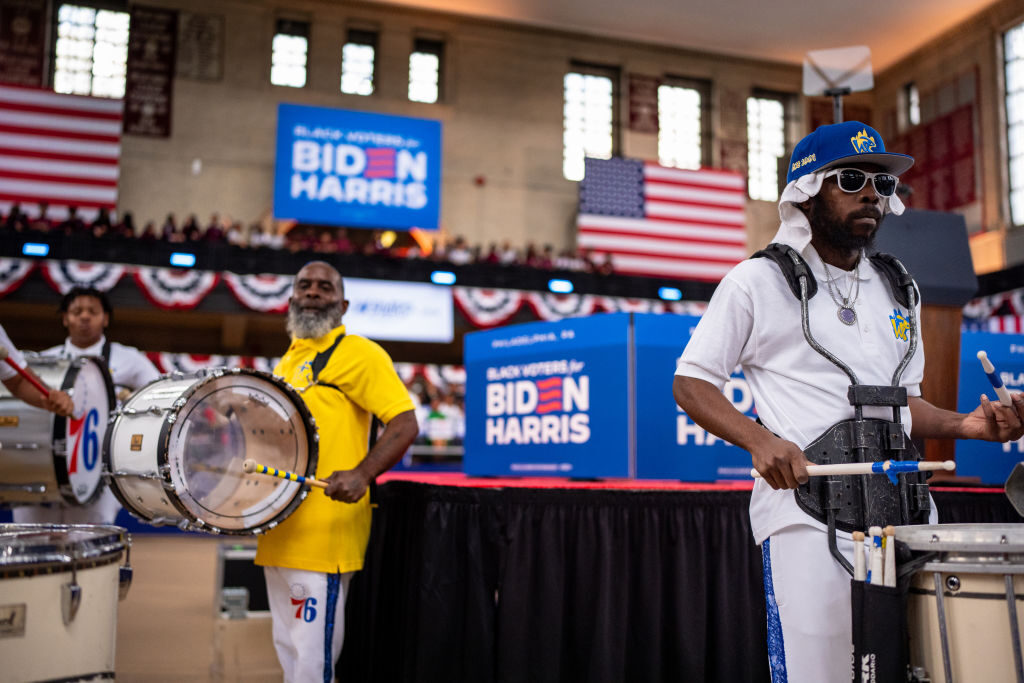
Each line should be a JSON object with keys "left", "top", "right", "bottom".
{"left": 960, "top": 393, "right": 1024, "bottom": 443}
{"left": 43, "top": 389, "right": 74, "bottom": 417}
{"left": 324, "top": 468, "right": 372, "bottom": 503}
{"left": 750, "top": 436, "right": 809, "bottom": 490}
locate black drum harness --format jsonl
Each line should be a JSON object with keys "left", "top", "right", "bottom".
{"left": 751, "top": 244, "right": 931, "bottom": 576}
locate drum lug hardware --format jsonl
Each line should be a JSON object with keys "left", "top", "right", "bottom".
{"left": 0, "top": 482, "right": 46, "bottom": 493}
{"left": 61, "top": 562, "right": 81, "bottom": 625}
{"left": 945, "top": 575, "right": 961, "bottom": 593}
{"left": 10, "top": 442, "right": 40, "bottom": 450}
{"left": 118, "top": 544, "right": 133, "bottom": 601}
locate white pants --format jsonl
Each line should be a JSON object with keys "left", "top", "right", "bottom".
{"left": 264, "top": 566, "right": 353, "bottom": 683}
{"left": 12, "top": 487, "right": 122, "bottom": 525}
{"left": 762, "top": 525, "right": 857, "bottom": 683}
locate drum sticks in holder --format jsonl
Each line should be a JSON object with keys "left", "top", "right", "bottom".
{"left": 854, "top": 525, "right": 896, "bottom": 587}
{"left": 242, "top": 459, "right": 328, "bottom": 490}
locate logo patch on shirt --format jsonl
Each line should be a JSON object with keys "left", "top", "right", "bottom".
{"left": 889, "top": 309, "right": 910, "bottom": 341}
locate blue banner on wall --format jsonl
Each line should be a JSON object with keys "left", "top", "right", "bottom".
{"left": 634, "top": 313, "right": 755, "bottom": 481}
{"left": 273, "top": 104, "right": 442, "bottom": 230}
{"left": 956, "top": 331, "right": 1024, "bottom": 484}
{"left": 463, "top": 313, "right": 632, "bottom": 478}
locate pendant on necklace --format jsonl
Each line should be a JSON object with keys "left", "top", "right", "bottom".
{"left": 837, "top": 306, "right": 857, "bottom": 326}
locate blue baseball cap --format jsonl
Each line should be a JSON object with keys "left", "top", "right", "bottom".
{"left": 786, "top": 121, "right": 914, "bottom": 184}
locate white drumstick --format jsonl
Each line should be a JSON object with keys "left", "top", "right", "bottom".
{"left": 883, "top": 525, "right": 896, "bottom": 587}
{"left": 868, "top": 526, "right": 883, "bottom": 585}
{"left": 750, "top": 460, "right": 955, "bottom": 479}
{"left": 978, "top": 350, "right": 1014, "bottom": 407}
{"left": 852, "top": 531, "right": 866, "bottom": 581}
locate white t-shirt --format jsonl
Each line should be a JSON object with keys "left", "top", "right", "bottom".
{"left": 675, "top": 245, "right": 925, "bottom": 544}
{"left": 43, "top": 336, "right": 160, "bottom": 393}
{"left": 0, "top": 324, "right": 27, "bottom": 381}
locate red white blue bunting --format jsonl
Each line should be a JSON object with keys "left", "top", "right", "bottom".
{"left": 524, "top": 292, "right": 599, "bottom": 321}
{"left": 598, "top": 296, "right": 666, "bottom": 314}
{"left": 453, "top": 287, "right": 524, "bottom": 328}
{"left": 145, "top": 352, "right": 282, "bottom": 374}
{"left": 134, "top": 267, "right": 219, "bottom": 310}
{"left": 0, "top": 258, "right": 34, "bottom": 298}
{"left": 42, "top": 260, "right": 126, "bottom": 294}
{"left": 222, "top": 272, "right": 292, "bottom": 313}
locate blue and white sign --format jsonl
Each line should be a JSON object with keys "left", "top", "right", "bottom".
{"left": 464, "top": 314, "right": 631, "bottom": 478}
{"left": 344, "top": 277, "right": 453, "bottom": 343}
{"left": 956, "top": 331, "right": 1024, "bottom": 484}
{"left": 634, "top": 313, "right": 755, "bottom": 481}
{"left": 274, "top": 104, "right": 442, "bottom": 230}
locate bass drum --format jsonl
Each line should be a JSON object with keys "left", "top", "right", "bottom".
{"left": 0, "top": 355, "right": 115, "bottom": 506}
{"left": 104, "top": 368, "right": 318, "bottom": 535}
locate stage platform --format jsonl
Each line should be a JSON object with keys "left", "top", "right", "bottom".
{"left": 338, "top": 474, "right": 1023, "bottom": 683}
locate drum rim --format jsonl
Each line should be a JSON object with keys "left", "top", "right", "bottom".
{"left": 105, "top": 368, "right": 320, "bottom": 535}
{"left": 0, "top": 523, "right": 128, "bottom": 571}
{"left": 11, "top": 355, "right": 115, "bottom": 507}
{"left": 894, "top": 522, "right": 1024, "bottom": 551}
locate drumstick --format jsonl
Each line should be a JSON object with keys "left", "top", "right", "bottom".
{"left": 883, "top": 525, "right": 896, "bottom": 587}
{"left": 0, "top": 346, "right": 50, "bottom": 397}
{"left": 852, "top": 531, "right": 866, "bottom": 581}
{"left": 977, "top": 350, "right": 1014, "bottom": 407}
{"left": 242, "top": 459, "right": 327, "bottom": 489}
{"left": 868, "top": 526, "right": 883, "bottom": 585}
{"left": 749, "top": 460, "right": 955, "bottom": 479}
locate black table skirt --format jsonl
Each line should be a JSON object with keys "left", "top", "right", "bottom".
{"left": 339, "top": 482, "right": 1022, "bottom": 683}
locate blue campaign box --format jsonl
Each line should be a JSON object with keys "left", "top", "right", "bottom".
{"left": 634, "top": 313, "right": 755, "bottom": 481}
{"left": 463, "top": 313, "right": 632, "bottom": 478}
{"left": 956, "top": 331, "right": 1024, "bottom": 484}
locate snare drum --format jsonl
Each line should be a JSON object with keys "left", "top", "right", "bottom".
{"left": 0, "top": 523, "right": 131, "bottom": 683}
{"left": 104, "top": 368, "right": 318, "bottom": 535}
{"left": 897, "top": 523, "right": 1024, "bottom": 683}
{"left": 0, "top": 355, "right": 115, "bottom": 506}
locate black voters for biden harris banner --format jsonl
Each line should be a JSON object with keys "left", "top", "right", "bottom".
{"left": 463, "top": 313, "right": 755, "bottom": 480}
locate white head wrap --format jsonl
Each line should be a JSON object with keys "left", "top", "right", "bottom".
{"left": 769, "top": 170, "right": 907, "bottom": 252}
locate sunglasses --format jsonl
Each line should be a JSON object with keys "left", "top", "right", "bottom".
{"left": 823, "top": 168, "right": 899, "bottom": 198}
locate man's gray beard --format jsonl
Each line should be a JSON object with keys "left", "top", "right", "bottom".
{"left": 286, "top": 301, "right": 343, "bottom": 339}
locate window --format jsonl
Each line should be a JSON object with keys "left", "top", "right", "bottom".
{"left": 563, "top": 64, "right": 618, "bottom": 182}
{"left": 271, "top": 19, "right": 308, "bottom": 88}
{"left": 746, "top": 93, "right": 787, "bottom": 201}
{"left": 341, "top": 29, "right": 376, "bottom": 96}
{"left": 905, "top": 82, "right": 921, "bottom": 127}
{"left": 658, "top": 78, "right": 710, "bottom": 170}
{"left": 1006, "top": 21, "right": 1024, "bottom": 225}
{"left": 409, "top": 38, "right": 443, "bottom": 103}
{"left": 53, "top": 3, "right": 130, "bottom": 98}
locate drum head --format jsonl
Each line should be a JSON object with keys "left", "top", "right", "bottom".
{"left": 0, "top": 523, "right": 127, "bottom": 576}
{"left": 62, "top": 357, "right": 115, "bottom": 504}
{"left": 164, "top": 372, "right": 315, "bottom": 533}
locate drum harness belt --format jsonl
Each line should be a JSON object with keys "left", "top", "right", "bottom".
{"left": 752, "top": 243, "right": 931, "bottom": 576}
{"left": 305, "top": 331, "right": 382, "bottom": 500}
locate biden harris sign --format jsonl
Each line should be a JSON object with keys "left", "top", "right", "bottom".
{"left": 273, "top": 104, "right": 442, "bottom": 230}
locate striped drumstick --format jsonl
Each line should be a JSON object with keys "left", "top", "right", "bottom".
{"left": 978, "top": 351, "right": 1014, "bottom": 407}
{"left": 0, "top": 346, "right": 50, "bottom": 397}
{"left": 750, "top": 460, "right": 955, "bottom": 479}
{"left": 242, "top": 459, "right": 327, "bottom": 489}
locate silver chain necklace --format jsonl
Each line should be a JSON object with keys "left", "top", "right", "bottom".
{"left": 822, "top": 254, "right": 861, "bottom": 326}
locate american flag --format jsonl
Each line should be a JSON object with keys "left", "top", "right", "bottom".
{"left": 576, "top": 157, "right": 747, "bottom": 281}
{"left": 0, "top": 84, "right": 122, "bottom": 219}
{"left": 365, "top": 147, "right": 396, "bottom": 179}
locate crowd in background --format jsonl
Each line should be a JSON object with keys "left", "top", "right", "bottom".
{"left": 0, "top": 203, "right": 615, "bottom": 274}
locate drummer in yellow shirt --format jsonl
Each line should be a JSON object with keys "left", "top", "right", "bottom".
{"left": 255, "top": 261, "right": 418, "bottom": 683}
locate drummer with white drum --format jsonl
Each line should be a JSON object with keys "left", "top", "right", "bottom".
{"left": 14, "top": 287, "right": 158, "bottom": 525}
{"left": 673, "top": 122, "right": 1024, "bottom": 683}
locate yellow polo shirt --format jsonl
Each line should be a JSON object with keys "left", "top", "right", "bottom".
{"left": 255, "top": 325, "right": 414, "bottom": 573}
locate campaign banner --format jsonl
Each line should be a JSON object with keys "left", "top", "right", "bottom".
{"left": 463, "top": 313, "right": 632, "bottom": 478}
{"left": 956, "top": 331, "right": 1024, "bottom": 484}
{"left": 634, "top": 313, "right": 755, "bottom": 481}
{"left": 343, "top": 277, "right": 453, "bottom": 343}
{"left": 274, "top": 104, "right": 442, "bottom": 230}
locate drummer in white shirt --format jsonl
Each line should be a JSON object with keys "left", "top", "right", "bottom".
{"left": 14, "top": 286, "right": 160, "bottom": 525}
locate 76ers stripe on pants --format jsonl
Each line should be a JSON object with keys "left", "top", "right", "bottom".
{"left": 264, "top": 566, "right": 354, "bottom": 683}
